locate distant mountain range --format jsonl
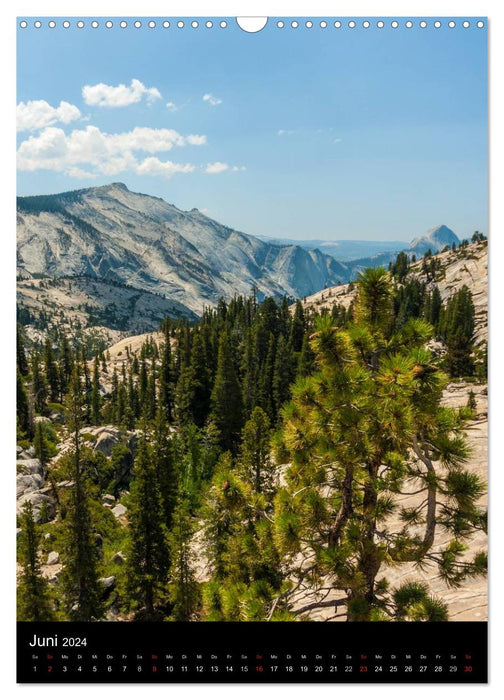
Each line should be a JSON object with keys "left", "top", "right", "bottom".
{"left": 16, "top": 183, "right": 461, "bottom": 333}
{"left": 255, "top": 236, "right": 407, "bottom": 262}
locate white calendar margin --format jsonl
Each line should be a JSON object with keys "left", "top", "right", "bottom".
{"left": 2, "top": 1, "right": 501, "bottom": 698}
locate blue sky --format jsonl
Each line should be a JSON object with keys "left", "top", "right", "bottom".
{"left": 17, "top": 18, "right": 487, "bottom": 242}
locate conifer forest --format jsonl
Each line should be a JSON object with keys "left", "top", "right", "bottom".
{"left": 16, "top": 237, "right": 488, "bottom": 623}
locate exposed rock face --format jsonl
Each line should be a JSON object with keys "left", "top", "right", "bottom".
{"left": 16, "top": 449, "right": 55, "bottom": 523}
{"left": 17, "top": 183, "right": 349, "bottom": 317}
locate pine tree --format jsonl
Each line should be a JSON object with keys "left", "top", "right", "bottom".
{"left": 34, "top": 420, "right": 50, "bottom": 467}
{"left": 167, "top": 498, "right": 200, "bottom": 620}
{"left": 59, "top": 334, "right": 73, "bottom": 398}
{"left": 273, "top": 335, "right": 294, "bottom": 419}
{"left": 17, "top": 325, "right": 29, "bottom": 376}
{"left": 91, "top": 356, "right": 101, "bottom": 425}
{"left": 43, "top": 338, "right": 60, "bottom": 402}
{"left": 239, "top": 407, "right": 274, "bottom": 496}
{"left": 17, "top": 369, "right": 31, "bottom": 438}
{"left": 153, "top": 407, "right": 179, "bottom": 530}
{"left": 258, "top": 333, "right": 276, "bottom": 420}
{"left": 210, "top": 331, "right": 243, "bottom": 452}
{"left": 442, "top": 286, "right": 475, "bottom": 377}
{"left": 188, "top": 331, "right": 211, "bottom": 427}
{"left": 17, "top": 502, "right": 54, "bottom": 621}
{"left": 290, "top": 300, "right": 305, "bottom": 353}
{"left": 126, "top": 434, "right": 170, "bottom": 617}
{"left": 59, "top": 369, "right": 103, "bottom": 621}
{"left": 31, "top": 353, "right": 47, "bottom": 413}
{"left": 275, "top": 268, "right": 486, "bottom": 621}
{"left": 159, "top": 326, "right": 174, "bottom": 422}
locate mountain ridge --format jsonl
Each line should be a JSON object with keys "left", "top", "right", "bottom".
{"left": 17, "top": 183, "right": 350, "bottom": 315}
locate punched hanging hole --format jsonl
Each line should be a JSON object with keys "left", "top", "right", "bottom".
{"left": 120, "top": 21, "right": 127, "bottom": 28}
{"left": 48, "top": 21, "right": 56, "bottom": 28}
{"left": 406, "top": 20, "right": 413, "bottom": 28}
{"left": 236, "top": 17, "right": 268, "bottom": 33}
{"left": 205, "top": 21, "right": 212, "bottom": 28}
{"left": 277, "top": 21, "right": 284, "bottom": 28}
{"left": 19, "top": 20, "right": 28, "bottom": 28}
{"left": 449, "top": 21, "right": 456, "bottom": 28}
{"left": 320, "top": 21, "right": 327, "bottom": 28}
{"left": 363, "top": 21, "right": 370, "bottom": 28}
{"left": 163, "top": 21, "right": 170, "bottom": 28}
{"left": 148, "top": 21, "right": 156, "bottom": 28}
{"left": 477, "top": 20, "right": 485, "bottom": 28}
{"left": 106, "top": 21, "right": 113, "bottom": 29}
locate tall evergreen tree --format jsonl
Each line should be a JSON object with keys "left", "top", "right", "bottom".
{"left": 31, "top": 353, "right": 47, "bottom": 413}
{"left": 442, "top": 285, "right": 476, "bottom": 377}
{"left": 272, "top": 334, "right": 294, "bottom": 419}
{"left": 34, "top": 420, "right": 50, "bottom": 467}
{"left": 17, "top": 325, "right": 29, "bottom": 376}
{"left": 159, "top": 326, "right": 174, "bottom": 422}
{"left": 290, "top": 300, "right": 305, "bottom": 353}
{"left": 239, "top": 407, "right": 274, "bottom": 496}
{"left": 153, "top": 407, "right": 179, "bottom": 530}
{"left": 17, "top": 502, "right": 54, "bottom": 621}
{"left": 59, "top": 369, "right": 103, "bottom": 621}
{"left": 91, "top": 356, "right": 101, "bottom": 425}
{"left": 17, "top": 369, "right": 31, "bottom": 438}
{"left": 43, "top": 338, "right": 59, "bottom": 402}
{"left": 167, "top": 498, "right": 200, "bottom": 620}
{"left": 126, "top": 434, "right": 170, "bottom": 617}
{"left": 210, "top": 331, "right": 243, "bottom": 452}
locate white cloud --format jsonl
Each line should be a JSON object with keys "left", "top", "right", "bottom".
{"left": 231, "top": 165, "right": 247, "bottom": 172}
{"left": 17, "top": 100, "right": 81, "bottom": 132}
{"left": 82, "top": 78, "right": 162, "bottom": 107}
{"left": 17, "top": 124, "right": 205, "bottom": 178}
{"left": 277, "top": 129, "right": 296, "bottom": 136}
{"left": 203, "top": 93, "right": 222, "bottom": 106}
{"left": 166, "top": 101, "right": 178, "bottom": 111}
{"left": 205, "top": 162, "right": 229, "bottom": 174}
{"left": 136, "top": 157, "right": 195, "bottom": 177}
{"left": 186, "top": 134, "right": 207, "bottom": 146}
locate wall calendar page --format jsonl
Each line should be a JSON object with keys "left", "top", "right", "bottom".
{"left": 15, "top": 14, "right": 488, "bottom": 684}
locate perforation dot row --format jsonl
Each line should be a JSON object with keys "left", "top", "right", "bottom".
{"left": 18, "top": 19, "right": 485, "bottom": 30}
{"left": 279, "top": 19, "right": 484, "bottom": 29}
{"left": 19, "top": 19, "right": 229, "bottom": 29}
